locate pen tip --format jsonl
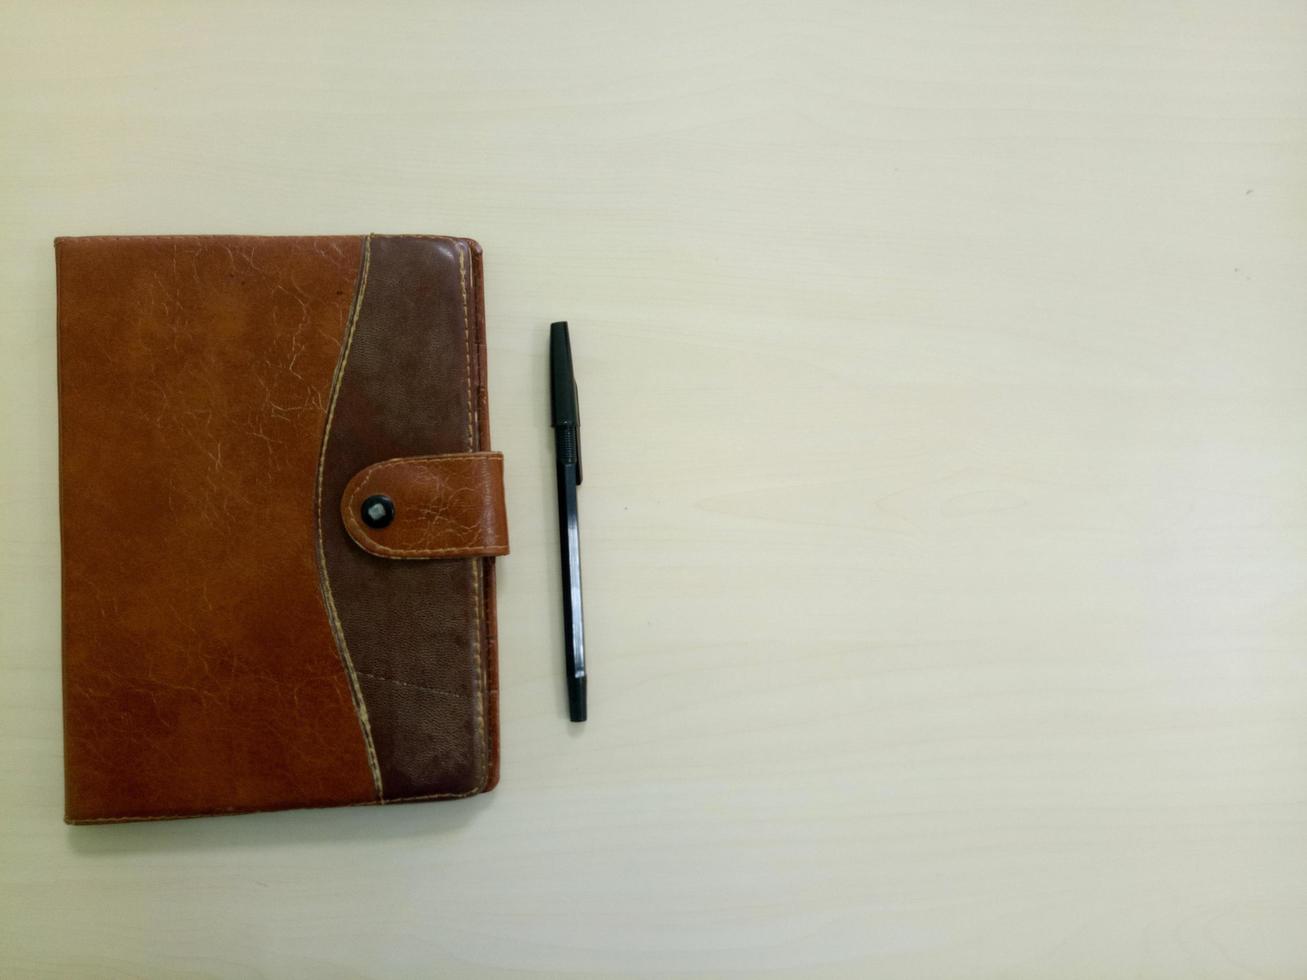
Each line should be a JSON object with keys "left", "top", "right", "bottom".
{"left": 568, "top": 676, "right": 586, "bottom": 723}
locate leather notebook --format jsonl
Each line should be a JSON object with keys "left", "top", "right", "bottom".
{"left": 55, "top": 234, "right": 508, "bottom": 823}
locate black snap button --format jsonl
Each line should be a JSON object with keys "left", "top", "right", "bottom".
{"left": 361, "top": 494, "right": 395, "bottom": 529}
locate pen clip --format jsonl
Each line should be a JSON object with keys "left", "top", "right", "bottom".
{"left": 572, "top": 380, "right": 583, "bottom": 485}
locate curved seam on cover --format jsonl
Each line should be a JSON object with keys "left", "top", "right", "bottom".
{"left": 313, "top": 234, "right": 384, "bottom": 800}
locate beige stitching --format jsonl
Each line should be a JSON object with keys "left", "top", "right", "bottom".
{"left": 314, "top": 235, "right": 383, "bottom": 798}
{"left": 385, "top": 234, "right": 470, "bottom": 242}
{"left": 351, "top": 544, "right": 506, "bottom": 557}
{"left": 355, "top": 670, "right": 465, "bottom": 699}
{"left": 459, "top": 246, "right": 473, "bottom": 450}
{"left": 353, "top": 452, "right": 500, "bottom": 465}
{"left": 471, "top": 556, "right": 485, "bottom": 785}
{"left": 380, "top": 788, "right": 481, "bottom": 803}
{"left": 347, "top": 549, "right": 505, "bottom": 560}
{"left": 341, "top": 453, "right": 505, "bottom": 557}
{"left": 469, "top": 245, "right": 494, "bottom": 792}
{"left": 458, "top": 241, "right": 489, "bottom": 790}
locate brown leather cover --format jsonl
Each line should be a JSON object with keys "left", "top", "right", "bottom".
{"left": 342, "top": 452, "right": 509, "bottom": 559}
{"left": 55, "top": 234, "right": 506, "bottom": 823}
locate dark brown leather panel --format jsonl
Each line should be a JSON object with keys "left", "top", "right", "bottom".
{"left": 56, "top": 235, "right": 378, "bottom": 822}
{"left": 341, "top": 452, "right": 509, "bottom": 559}
{"left": 319, "top": 235, "right": 496, "bottom": 800}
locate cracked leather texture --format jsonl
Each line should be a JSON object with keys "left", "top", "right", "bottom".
{"left": 341, "top": 452, "right": 509, "bottom": 559}
{"left": 55, "top": 233, "right": 503, "bottom": 822}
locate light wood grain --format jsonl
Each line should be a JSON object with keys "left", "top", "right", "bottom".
{"left": 3, "top": 2, "right": 1307, "bottom": 976}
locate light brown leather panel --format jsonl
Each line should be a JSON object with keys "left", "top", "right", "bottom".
{"left": 56, "top": 235, "right": 378, "bottom": 822}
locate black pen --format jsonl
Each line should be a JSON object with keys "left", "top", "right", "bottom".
{"left": 550, "top": 321, "right": 586, "bottom": 722}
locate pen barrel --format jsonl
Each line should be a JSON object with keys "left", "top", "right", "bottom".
{"left": 556, "top": 461, "right": 585, "bottom": 722}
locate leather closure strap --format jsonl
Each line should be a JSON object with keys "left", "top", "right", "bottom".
{"left": 341, "top": 452, "right": 509, "bottom": 559}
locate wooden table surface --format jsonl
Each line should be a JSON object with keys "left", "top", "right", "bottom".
{"left": 3, "top": 2, "right": 1306, "bottom": 976}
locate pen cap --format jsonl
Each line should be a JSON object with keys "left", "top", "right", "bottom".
{"left": 549, "top": 321, "right": 582, "bottom": 481}
{"left": 549, "top": 322, "right": 579, "bottom": 427}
